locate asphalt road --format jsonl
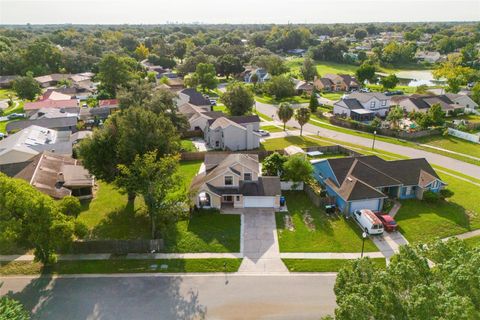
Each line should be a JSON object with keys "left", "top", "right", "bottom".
{"left": 0, "top": 273, "right": 337, "bottom": 320}
{"left": 255, "top": 101, "right": 480, "bottom": 179}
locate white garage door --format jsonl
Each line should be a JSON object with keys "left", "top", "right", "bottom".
{"left": 244, "top": 196, "right": 275, "bottom": 208}
{"left": 349, "top": 199, "right": 380, "bottom": 213}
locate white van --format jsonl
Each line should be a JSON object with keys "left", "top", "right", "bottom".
{"left": 353, "top": 209, "right": 384, "bottom": 235}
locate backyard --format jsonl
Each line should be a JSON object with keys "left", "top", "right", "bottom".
{"left": 395, "top": 173, "right": 480, "bottom": 243}
{"left": 276, "top": 192, "right": 378, "bottom": 253}
{"left": 75, "top": 160, "right": 241, "bottom": 253}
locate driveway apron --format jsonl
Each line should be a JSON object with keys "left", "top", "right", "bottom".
{"left": 238, "top": 209, "right": 288, "bottom": 273}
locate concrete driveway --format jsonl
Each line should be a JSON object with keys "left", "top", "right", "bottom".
{"left": 238, "top": 209, "right": 288, "bottom": 274}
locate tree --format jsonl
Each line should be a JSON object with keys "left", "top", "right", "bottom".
{"left": 386, "top": 106, "right": 404, "bottom": 129}
{"left": 117, "top": 79, "right": 153, "bottom": 110}
{"left": 277, "top": 102, "right": 294, "bottom": 131}
{"left": 250, "top": 73, "right": 259, "bottom": 88}
{"left": 333, "top": 239, "right": 480, "bottom": 320}
{"left": 251, "top": 54, "right": 288, "bottom": 76}
{"left": 97, "top": 53, "right": 136, "bottom": 97}
{"left": 262, "top": 152, "right": 287, "bottom": 177}
{"left": 195, "top": 63, "right": 218, "bottom": 93}
{"left": 58, "top": 196, "right": 81, "bottom": 217}
{"left": 134, "top": 43, "right": 149, "bottom": 60}
{"left": 78, "top": 108, "right": 180, "bottom": 203}
{"left": 355, "top": 62, "right": 377, "bottom": 84}
{"left": 433, "top": 55, "right": 475, "bottom": 93}
{"left": 416, "top": 84, "right": 429, "bottom": 94}
{"left": 300, "top": 57, "right": 318, "bottom": 82}
{"left": 282, "top": 154, "right": 313, "bottom": 185}
{"left": 471, "top": 82, "right": 480, "bottom": 105}
{"left": 173, "top": 40, "right": 187, "bottom": 62}
{"left": 117, "top": 152, "right": 187, "bottom": 238}
{"left": 220, "top": 82, "right": 254, "bottom": 116}
{"left": 264, "top": 75, "right": 295, "bottom": 99}
{"left": 0, "top": 294, "right": 30, "bottom": 320}
{"left": 353, "top": 28, "right": 368, "bottom": 40}
{"left": 217, "top": 54, "right": 243, "bottom": 79}
{"left": 13, "top": 72, "right": 41, "bottom": 100}
{"left": 295, "top": 107, "right": 311, "bottom": 136}
{"left": 0, "top": 173, "right": 74, "bottom": 264}
{"left": 380, "top": 74, "right": 399, "bottom": 90}
{"left": 309, "top": 92, "right": 319, "bottom": 113}
{"left": 427, "top": 103, "right": 445, "bottom": 126}
{"left": 23, "top": 38, "right": 62, "bottom": 75}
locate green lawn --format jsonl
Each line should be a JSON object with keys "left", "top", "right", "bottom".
{"left": 286, "top": 58, "right": 358, "bottom": 76}
{"left": 178, "top": 160, "right": 202, "bottom": 188}
{"left": 276, "top": 192, "right": 378, "bottom": 252}
{"left": 283, "top": 258, "right": 386, "bottom": 272}
{"left": 255, "top": 94, "right": 309, "bottom": 105}
{"left": 163, "top": 210, "right": 241, "bottom": 253}
{"left": 0, "top": 121, "right": 7, "bottom": 134}
{"left": 415, "top": 135, "right": 480, "bottom": 159}
{"left": 3, "top": 100, "right": 25, "bottom": 115}
{"left": 253, "top": 108, "right": 273, "bottom": 121}
{"left": 366, "top": 84, "right": 420, "bottom": 94}
{"left": 260, "top": 125, "right": 284, "bottom": 133}
{"left": 260, "top": 136, "right": 333, "bottom": 151}
{"left": 0, "top": 258, "right": 242, "bottom": 275}
{"left": 180, "top": 139, "right": 197, "bottom": 152}
{"left": 0, "top": 89, "right": 15, "bottom": 100}
{"left": 213, "top": 104, "right": 228, "bottom": 113}
{"left": 464, "top": 236, "right": 480, "bottom": 248}
{"left": 395, "top": 173, "right": 480, "bottom": 243}
{"left": 320, "top": 92, "right": 344, "bottom": 101}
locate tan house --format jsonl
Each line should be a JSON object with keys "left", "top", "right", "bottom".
{"left": 191, "top": 153, "right": 281, "bottom": 209}
{"left": 322, "top": 74, "right": 359, "bottom": 92}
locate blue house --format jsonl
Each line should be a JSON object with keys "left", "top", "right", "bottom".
{"left": 312, "top": 156, "right": 446, "bottom": 215}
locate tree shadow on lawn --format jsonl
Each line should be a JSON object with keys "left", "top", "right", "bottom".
{"left": 162, "top": 210, "right": 240, "bottom": 253}
{"left": 7, "top": 270, "right": 206, "bottom": 320}
{"left": 89, "top": 202, "right": 151, "bottom": 240}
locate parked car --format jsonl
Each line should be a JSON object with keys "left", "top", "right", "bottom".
{"left": 353, "top": 209, "right": 384, "bottom": 235}
{"left": 209, "top": 99, "right": 217, "bottom": 106}
{"left": 359, "top": 88, "right": 370, "bottom": 93}
{"left": 374, "top": 212, "right": 398, "bottom": 232}
{"left": 256, "top": 129, "right": 270, "bottom": 137}
{"left": 384, "top": 90, "right": 404, "bottom": 96}
{"left": 7, "top": 113, "right": 25, "bottom": 120}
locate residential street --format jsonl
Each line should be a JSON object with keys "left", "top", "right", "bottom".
{"left": 0, "top": 274, "right": 337, "bottom": 320}
{"left": 255, "top": 101, "right": 480, "bottom": 179}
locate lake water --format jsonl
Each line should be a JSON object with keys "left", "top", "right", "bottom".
{"left": 395, "top": 70, "right": 445, "bottom": 87}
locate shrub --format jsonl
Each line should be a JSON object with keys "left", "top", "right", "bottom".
{"left": 423, "top": 190, "right": 441, "bottom": 202}
{"left": 74, "top": 220, "right": 89, "bottom": 238}
{"left": 439, "top": 189, "right": 454, "bottom": 199}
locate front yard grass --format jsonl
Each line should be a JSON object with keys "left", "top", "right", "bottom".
{"left": 464, "top": 236, "right": 480, "bottom": 248}
{"left": 283, "top": 258, "right": 386, "bottom": 272}
{"left": 320, "top": 92, "right": 344, "bottom": 101}
{"left": 163, "top": 210, "right": 241, "bottom": 253}
{"left": 0, "top": 88, "right": 15, "bottom": 100}
{"left": 0, "top": 258, "right": 242, "bottom": 275}
{"left": 276, "top": 192, "right": 378, "bottom": 252}
{"left": 75, "top": 160, "right": 241, "bottom": 253}
{"left": 260, "top": 136, "right": 333, "bottom": 151}
{"left": 395, "top": 173, "right": 480, "bottom": 243}
{"left": 255, "top": 94, "right": 309, "bottom": 105}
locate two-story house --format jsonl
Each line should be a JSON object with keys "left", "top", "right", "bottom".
{"left": 391, "top": 94, "right": 468, "bottom": 116}
{"left": 323, "top": 74, "right": 359, "bottom": 92}
{"left": 191, "top": 153, "right": 282, "bottom": 209}
{"left": 333, "top": 92, "right": 391, "bottom": 120}
{"left": 312, "top": 155, "right": 445, "bottom": 215}
{"left": 204, "top": 115, "right": 261, "bottom": 151}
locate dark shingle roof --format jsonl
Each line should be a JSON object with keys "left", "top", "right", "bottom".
{"left": 342, "top": 99, "right": 364, "bottom": 110}
{"left": 6, "top": 117, "right": 78, "bottom": 132}
{"left": 207, "top": 115, "right": 260, "bottom": 126}
{"left": 180, "top": 88, "right": 211, "bottom": 106}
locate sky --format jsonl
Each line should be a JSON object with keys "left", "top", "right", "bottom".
{"left": 0, "top": 0, "right": 479, "bottom": 24}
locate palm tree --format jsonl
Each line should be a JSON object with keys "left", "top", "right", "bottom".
{"left": 295, "top": 107, "right": 311, "bottom": 136}
{"left": 277, "top": 102, "right": 294, "bottom": 131}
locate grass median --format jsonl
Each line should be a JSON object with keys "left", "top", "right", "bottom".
{"left": 0, "top": 258, "right": 243, "bottom": 275}
{"left": 283, "top": 258, "right": 386, "bottom": 272}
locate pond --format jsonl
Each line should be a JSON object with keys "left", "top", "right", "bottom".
{"left": 395, "top": 70, "right": 445, "bottom": 87}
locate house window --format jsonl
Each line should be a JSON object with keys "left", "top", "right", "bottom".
{"left": 215, "top": 141, "right": 220, "bottom": 147}
{"left": 223, "top": 195, "right": 233, "bottom": 202}
{"left": 370, "top": 101, "right": 376, "bottom": 108}
{"left": 405, "top": 186, "right": 412, "bottom": 195}
{"left": 236, "top": 196, "right": 240, "bottom": 201}
{"left": 224, "top": 176, "right": 233, "bottom": 186}
{"left": 381, "top": 100, "right": 386, "bottom": 106}
{"left": 244, "top": 173, "right": 252, "bottom": 181}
